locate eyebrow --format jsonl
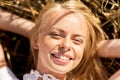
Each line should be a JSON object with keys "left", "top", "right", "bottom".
{"left": 74, "top": 34, "right": 86, "bottom": 39}
{"left": 50, "top": 27, "right": 65, "bottom": 33}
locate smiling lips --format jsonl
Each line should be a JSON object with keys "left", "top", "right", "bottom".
{"left": 50, "top": 52, "right": 73, "bottom": 65}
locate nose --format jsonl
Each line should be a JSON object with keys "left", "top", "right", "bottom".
{"left": 59, "top": 38, "right": 72, "bottom": 52}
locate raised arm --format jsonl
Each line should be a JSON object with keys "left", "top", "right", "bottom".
{"left": 0, "top": 9, "right": 35, "bottom": 38}
{"left": 97, "top": 39, "right": 120, "bottom": 58}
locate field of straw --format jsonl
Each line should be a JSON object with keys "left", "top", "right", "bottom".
{"left": 0, "top": 0, "right": 120, "bottom": 79}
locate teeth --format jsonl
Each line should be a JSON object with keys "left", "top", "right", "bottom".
{"left": 51, "top": 54, "right": 69, "bottom": 60}
{"left": 60, "top": 56, "right": 69, "bottom": 60}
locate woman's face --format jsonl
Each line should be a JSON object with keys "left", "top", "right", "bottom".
{"left": 36, "top": 11, "right": 88, "bottom": 75}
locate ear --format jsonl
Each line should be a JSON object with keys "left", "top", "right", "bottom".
{"left": 32, "top": 37, "right": 39, "bottom": 49}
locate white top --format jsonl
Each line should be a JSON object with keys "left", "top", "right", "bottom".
{"left": 1, "top": 66, "right": 120, "bottom": 80}
{"left": 0, "top": 66, "right": 19, "bottom": 80}
{"left": 23, "top": 70, "right": 59, "bottom": 80}
{"left": 0, "top": 66, "right": 59, "bottom": 80}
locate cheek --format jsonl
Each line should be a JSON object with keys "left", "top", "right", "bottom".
{"left": 43, "top": 36, "right": 61, "bottom": 48}
{"left": 75, "top": 46, "right": 85, "bottom": 60}
{"left": 37, "top": 37, "right": 49, "bottom": 55}
{"left": 38, "top": 37, "right": 58, "bottom": 53}
{"left": 73, "top": 46, "right": 85, "bottom": 68}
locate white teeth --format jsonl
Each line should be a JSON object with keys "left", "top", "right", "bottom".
{"left": 60, "top": 56, "right": 69, "bottom": 60}
{"left": 52, "top": 54, "right": 69, "bottom": 60}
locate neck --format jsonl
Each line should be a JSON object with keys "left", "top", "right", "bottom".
{"left": 36, "top": 62, "right": 67, "bottom": 80}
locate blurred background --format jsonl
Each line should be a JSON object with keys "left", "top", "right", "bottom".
{"left": 0, "top": 0, "right": 120, "bottom": 79}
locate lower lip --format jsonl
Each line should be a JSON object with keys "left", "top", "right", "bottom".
{"left": 51, "top": 55, "right": 70, "bottom": 65}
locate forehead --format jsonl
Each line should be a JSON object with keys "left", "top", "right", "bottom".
{"left": 41, "top": 7, "right": 89, "bottom": 30}
{"left": 40, "top": 8, "right": 88, "bottom": 35}
{"left": 41, "top": 7, "right": 69, "bottom": 25}
{"left": 52, "top": 13, "right": 88, "bottom": 34}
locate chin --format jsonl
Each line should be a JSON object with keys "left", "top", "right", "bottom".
{"left": 49, "top": 65, "right": 74, "bottom": 74}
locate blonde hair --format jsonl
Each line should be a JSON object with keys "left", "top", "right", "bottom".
{"left": 29, "top": 0, "right": 108, "bottom": 80}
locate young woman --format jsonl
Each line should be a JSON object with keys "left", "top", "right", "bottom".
{"left": 0, "top": 0, "right": 113, "bottom": 80}
{"left": 29, "top": 0, "right": 109, "bottom": 79}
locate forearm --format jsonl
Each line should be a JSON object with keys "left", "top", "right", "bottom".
{"left": 98, "top": 39, "right": 120, "bottom": 58}
{"left": 0, "top": 9, "right": 35, "bottom": 38}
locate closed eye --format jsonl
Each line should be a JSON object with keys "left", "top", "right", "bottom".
{"left": 73, "top": 38, "right": 84, "bottom": 45}
{"left": 48, "top": 32, "right": 62, "bottom": 39}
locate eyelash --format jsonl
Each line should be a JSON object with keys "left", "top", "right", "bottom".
{"left": 49, "top": 32, "right": 61, "bottom": 39}
{"left": 73, "top": 39, "right": 84, "bottom": 45}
